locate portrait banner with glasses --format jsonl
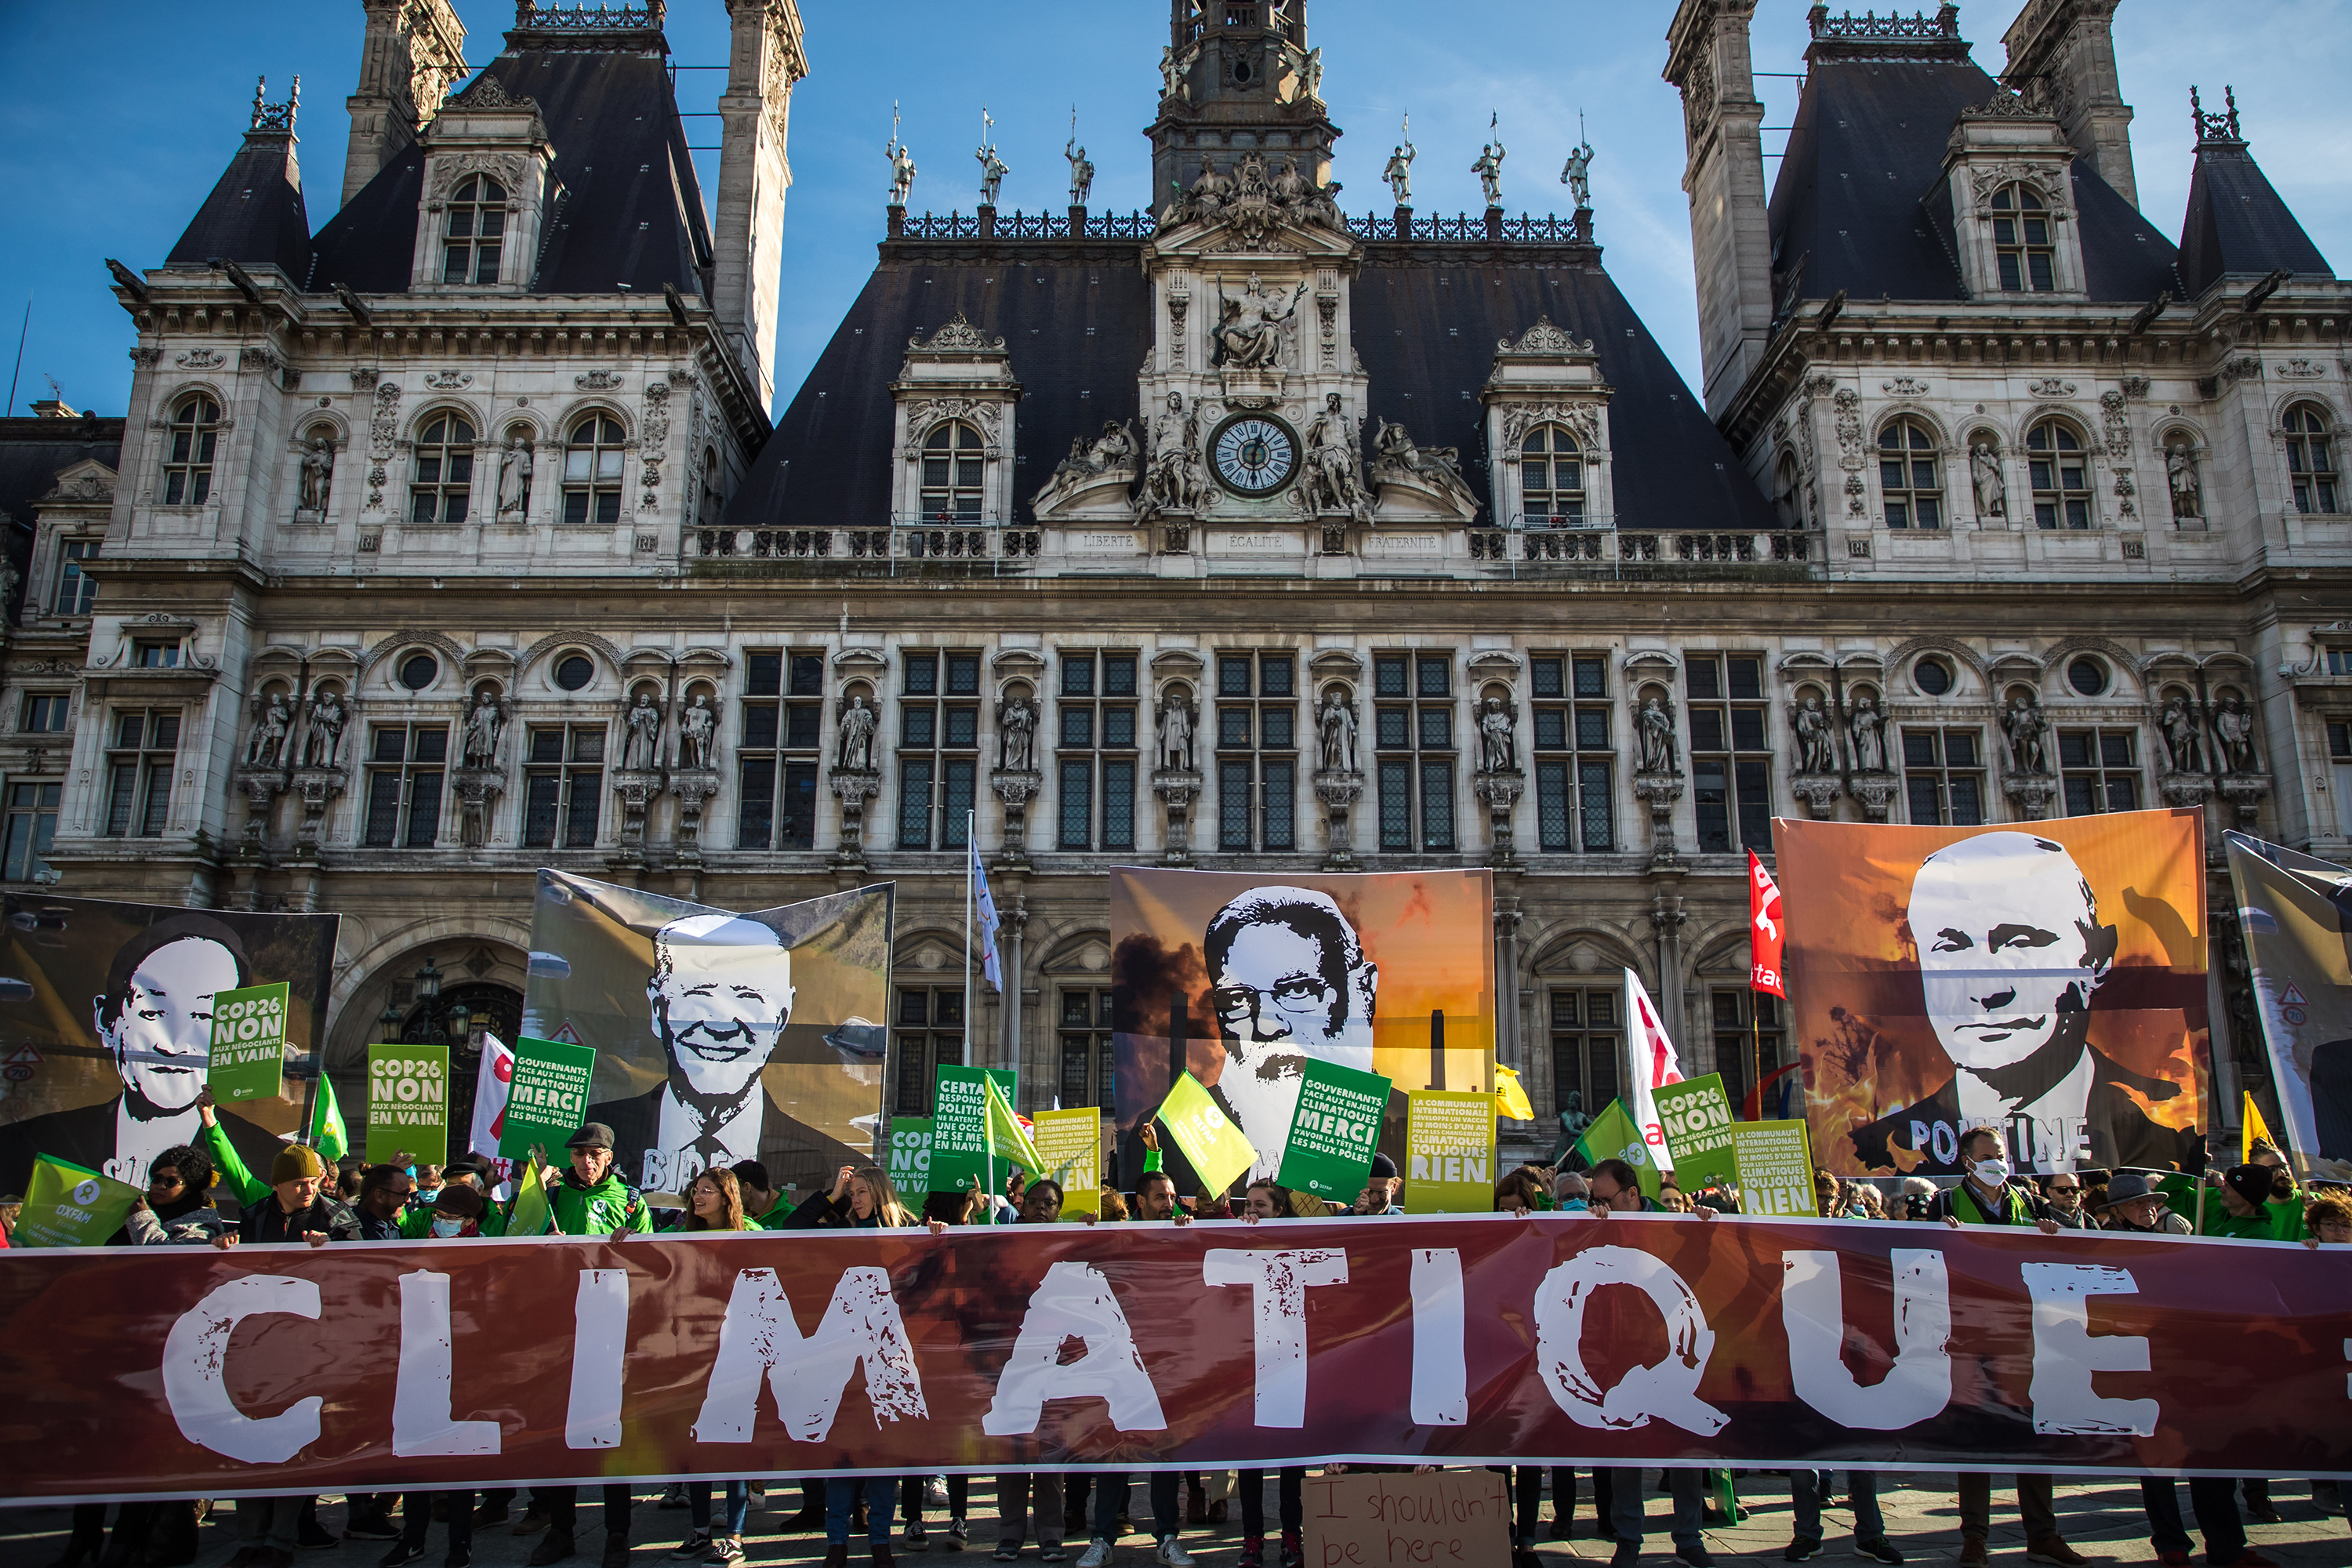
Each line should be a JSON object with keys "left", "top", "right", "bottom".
{"left": 1776, "top": 811, "right": 2210, "bottom": 1179}
{"left": 523, "top": 870, "right": 895, "bottom": 1199}
{"left": 0, "top": 895, "right": 339, "bottom": 1196}
{"left": 1110, "top": 867, "right": 1494, "bottom": 1189}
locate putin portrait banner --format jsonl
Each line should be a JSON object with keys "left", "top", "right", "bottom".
{"left": 0, "top": 895, "right": 339, "bottom": 1196}
{"left": 1109, "top": 867, "right": 1494, "bottom": 1186}
{"left": 522, "top": 871, "right": 894, "bottom": 1198}
{"left": 1777, "top": 811, "right": 2210, "bottom": 1178}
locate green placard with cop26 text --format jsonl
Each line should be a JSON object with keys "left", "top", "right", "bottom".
{"left": 366, "top": 1042, "right": 450, "bottom": 1166}
{"left": 206, "top": 982, "right": 290, "bottom": 1103}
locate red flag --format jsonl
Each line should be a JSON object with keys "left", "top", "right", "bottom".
{"left": 1748, "top": 850, "right": 1786, "bottom": 998}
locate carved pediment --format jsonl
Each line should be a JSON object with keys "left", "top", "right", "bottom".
{"left": 908, "top": 313, "right": 1007, "bottom": 356}
{"left": 1495, "top": 316, "right": 1597, "bottom": 358}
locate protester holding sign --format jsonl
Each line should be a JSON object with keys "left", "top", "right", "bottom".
{"left": 122, "top": 1143, "right": 227, "bottom": 1247}
{"left": 532, "top": 1123, "right": 652, "bottom": 1239}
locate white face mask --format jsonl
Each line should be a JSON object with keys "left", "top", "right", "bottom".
{"left": 430, "top": 1217, "right": 465, "bottom": 1237}
{"left": 1972, "top": 1158, "right": 2011, "bottom": 1188}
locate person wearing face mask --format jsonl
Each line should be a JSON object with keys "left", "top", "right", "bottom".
{"left": 1926, "top": 1129, "right": 2081, "bottom": 1568}
{"left": 404, "top": 1157, "right": 509, "bottom": 1239}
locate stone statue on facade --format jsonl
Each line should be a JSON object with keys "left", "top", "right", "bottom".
{"left": 1159, "top": 45, "right": 1182, "bottom": 104}
{"left": 1297, "top": 45, "right": 1323, "bottom": 103}
{"left": 2212, "top": 695, "right": 2256, "bottom": 773}
{"left": 1138, "top": 393, "right": 1204, "bottom": 518}
{"left": 1848, "top": 693, "right": 1887, "bottom": 773}
{"left": 1476, "top": 696, "right": 1517, "bottom": 774}
{"left": 1210, "top": 273, "right": 1305, "bottom": 370}
{"left": 1303, "top": 394, "right": 1370, "bottom": 521}
{"left": 1270, "top": 155, "right": 1310, "bottom": 209}
{"left": 1560, "top": 138, "right": 1595, "bottom": 209}
{"left": 1970, "top": 440, "right": 2006, "bottom": 520}
{"left": 836, "top": 694, "right": 878, "bottom": 773}
{"left": 1370, "top": 417, "right": 1478, "bottom": 511}
{"left": 462, "top": 689, "right": 503, "bottom": 767}
{"left": 496, "top": 434, "right": 532, "bottom": 516}
{"left": 1065, "top": 116, "right": 1094, "bottom": 207}
{"left": 885, "top": 105, "right": 917, "bottom": 206}
{"left": 2166, "top": 443, "right": 2201, "bottom": 518}
{"left": 622, "top": 691, "right": 665, "bottom": 771}
{"left": 1318, "top": 689, "right": 1358, "bottom": 775}
{"left": 1383, "top": 121, "right": 1416, "bottom": 205}
{"left": 999, "top": 694, "right": 1036, "bottom": 773}
{"left": 1471, "top": 124, "right": 1507, "bottom": 209}
{"left": 297, "top": 434, "right": 334, "bottom": 514}
{"left": 1791, "top": 694, "right": 1835, "bottom": 774}
{"left": 1636, "top": 695, "right": 1680, "bottom": 775}
{"left": 1157, "top": 695, "right": 1194, "bottom": 773}
{"left": 975, "top": 108, "right": 1007, "bottom": 207}
{"left": 303, "top": 688, "right": 347, "bottom": 769}
{"left": 1185, "top": 154, "right": 1231, "bottom": 220}
{"left": 247, "top": 691, "right": 292, "bottom": 768}
{"left": 2158, "top": 696, "right": 2205, "bottom": 775}
{"left": 2001, "top": 694, "right": 2049, "bottom": 775}
{"left": 678, "top": 693, "right": 717, "bottom": 771}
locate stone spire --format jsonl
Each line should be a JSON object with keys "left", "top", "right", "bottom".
{"left": 340, "top": 0, "right": 467, "bottom": 209}
{"left": 1149, "top": 1, "right": 1336, "bottom": 220}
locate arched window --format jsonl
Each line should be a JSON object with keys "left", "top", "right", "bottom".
{"left": 2285, "top": 404, "right": 2340, "bottom": 515}
{"left": 699, "top": 448, "right": 720, "bottom": 528}
{"left": 2026, "top": 417, "right": 2092, "bottom": 529}
{"left": 160, "top": 394, "right": 220, "bottom": 504}
{"left": 409, "top": 413, "right": 477, "bottom": 524}
{"left": 1773, "top": 451, "right": 1802, "bottom": 528}
{"left": 1990, "top": 183, "right": 2055, "bottom": 292}
{"left": 920, "top": 420, "right": 985, "bottom": 520}
{"left": 442, "top": 175, "right": 506, "bottom": 285}
{"left": 1877, "top": 417, "right": 1942, "bottom": 528}
{"left": 563, "top": 415, "right": 627, "bottom": 526}
{"left": 1519, "top": 425, "right": 1584, "bottom": 524}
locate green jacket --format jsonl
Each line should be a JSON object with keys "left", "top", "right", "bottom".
{"left": 397, "top": 1202, "right": 509, "bottom": 1240}
{"left": 749, "top": 1195, "right": 794, "bottom": 1230}
{"left": 2200, "top": 1196, "right": 2306, "bottom": 1243}
{"left": 200, "top": 1120, "right": 270, "bottom": 1209}
{"left": 549, "top": 1169, "right": 652, "bottom": 1236}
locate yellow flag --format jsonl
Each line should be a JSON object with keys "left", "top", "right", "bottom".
{"left": 509, "top": 1157, "right": 553, "bottom": 1238}
{"left": 1156, "top": 1070, "right": 1259, "bottom": 1199}
{"left": 2242, "top": 1092, "right": 2277, "bottom": 1166}
{"left": 1494, "top": 1064, "right": 1536, "bottom": 1122}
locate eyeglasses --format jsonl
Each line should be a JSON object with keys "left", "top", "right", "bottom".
{"left": 1207, "top": 978, "right": 1333, "bottom": 1025}
{"left": 2049, "top": 1184, "right": 2081, "bottom": 1194}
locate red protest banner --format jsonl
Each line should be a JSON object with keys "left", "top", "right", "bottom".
{"left": 2, "top": 1214, "right": 2346, "bottom": 1503}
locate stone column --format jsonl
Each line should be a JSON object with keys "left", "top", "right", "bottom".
{"left": 997, "top": 898, "right": 1027, "bottom": 1076}
{"left": 1649, "top": 892, "right": 1689, "bottom": 1052}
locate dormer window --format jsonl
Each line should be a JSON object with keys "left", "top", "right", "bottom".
{"left": 442, "top": 176, "right": 506, "bottom": 285}
{"left": 920, "top": 421, "right": 986, "bottom": 521}
{"left": 161, "top": 394, "right": 220, "bottom": 504}
{"left": 1990, "top": 183, "right": 2055, "bottom": 292}
{"left": 1519, "top": 426, "right": 1584, "bottom": 524}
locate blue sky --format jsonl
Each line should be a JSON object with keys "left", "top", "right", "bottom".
{"left": 2, "top": 1, "right": 2345, "bottom": 419}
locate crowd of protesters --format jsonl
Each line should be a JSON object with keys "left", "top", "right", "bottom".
{"left": 9, "top": 1103, "right": 2345, "bottom": 1568}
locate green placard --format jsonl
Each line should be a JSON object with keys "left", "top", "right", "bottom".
{"left": 929, "top": 1066, "right": 1016, "bottom": 1193}
{"left": 1276, "top": 1058, "right": 1393, "bottom": 1202}
{"left": 1653, "top": 1073, "right": 1739, "bottom": 1192}
{"left": 1730, "top": 1119, "right": 1817, "bottom": 1218}
{"left": 16, "top": 1155, "right": 143, "bottom": 1247}
{"left": 887, "top": 1116, "right": 934, "bottom": 1196}
{"left": 207, "top": 982, "right": 290, "bottom": 1103}
{"left": 366, "top": 1042, "right": 450, "bottom": 1166}
{"left": 1403, "top": 1090, "right": 1497, "bottom": 1213}
{"left": 499, "top": 1036, "right": 598, "bottom": 1160}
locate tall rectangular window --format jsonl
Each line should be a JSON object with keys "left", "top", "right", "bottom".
{"left": 891, "top": 986, "right": 964, "bottom": 1116}
{"left": 1214, "top": 651, "right": 1298, "bottom": 852}
{"left": 51, "top": 539, "right": 97, "bottom": 616}
{"left": 737, "top": 651, "right": 824, "bottom": 849}
{"left": 1685, "top": 653, "right": 1772, "bottom": 853}
{"left": 2, "top": 782, "right": 60, "bottom": 880}
{"left": 19, "top": 694, "right": 68, "bottom": 735}
{"left": 522, "top": 724, "right": 604, "bottom": 848}
{"left": 2329, "top": 719, "right": 2352, "bottom": 838}
{"left": 1055, "top": 650, "right": 1138, "bottom": 851}
{"left": 363, "top": 722, "right": 447, "bottom": 848}
{"left": 1530, "top": 652, "right": 1614, "bottom": 851}
{"left": 1548, "top": 987, "right": 1621, "bottom": 1116}
{"left": 1373, "top": 652, "right": 1456, "bottom": 851}
{"left": 1710, "top": 989, "right": 1783, "bottom": 1117}
{"left": 898, "top": 649, "right": 981, "bottom": 850}
{"left": 1901, "top": 728, "right": 1987, "bottom": 826}
{"left": 1058, "top": 988, "right": 1116, "bottom": 1113}
{"left": 2059, "top": 728, "right": 2141, "bottom": 816}
{"left": 103, "top": 709, "right": 180, "bottom": 839}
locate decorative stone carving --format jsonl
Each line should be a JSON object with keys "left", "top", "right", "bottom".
{"left": 1383, "top": 125, "right": 1416, "bottom": 205}
{"left": 835, "top": 694, "right": 878, "bottom": 773}
{"left": 1635, "top": 694, "right": 1681, "bottom": 775}
{"left": 1033, "top": 420, "right": 1137, "bottom": 510}
{"left": 176, "top": 349, "right": 227, "bottom": 369}
{"left": 1472, "top": 768, "right": 1524, "bottom": 866}
{"left": 292, "top": 764, "right": 347, "bottom": 850}
{"left": 246, "top": 690, "right": 294, "bottom": 768}
{"left": 1152, "top": 768, "right": 1204, "bottom": 866}
{"left": 1471, "top": 129, "right": 1507, "bottom": 208}
{"left": 885, "top": 121, "right": 916, "bottom": 207}
{"left": 2165, "top": 441, "right": 2201, "bottom": 518}
{"left": 1848, "top": 772, "right": 1900, "bottom": 822}
{"left": 621, "top": 691, "right": 665, "bottom": 771}
{"left": 1209, "top": 272, "right": 1305, "bottom": 370}
{"left": 1317, "top": 689, "right": 1359, "bottom": 775}
{"left": 1475, "top": 695, "right": 1517, "bottom": 774}
{"left": 974, "top": 110, "right": 1007, "bottom": 206}
{"left": 1137, "top": 393, "right": 1205, "bottom": 522}
{"left": 1370, "top": 417, "right": 1479, "bottom": 516}
{"left": 1156, "top": 693, "right": 1195, "bottom": 773}
{"left": 575, "top": 370, "right": 622, "bottom": 390}
{"left": 2000, "top": 694, "right": 2049, "bottom": 775}
{"left": 1846, "top": 693, "right": 1887, "bottom": 774}
{"left": 1832, "top": 387, "right": 1864, "bottom": 472}
{"left": 366, "top": 383, "right": 401, "bottom": 509}
{"left": 829, "top": 768, "right": 881, "bottom": 867}
{"left": 462, "top": 690, "right": 505, "bottom": 767}
{"left": 1495, "top": 318, "right": 1597, "bottom": 359}
{"left": 997, "top": 695, "right": 1036, "bottom": 773}
{"left": 1064, "top": 123, "right": 1092, "bottom": 207}
{"left": 296, "top": 433, "right": 335, "bottom": 514}
{"left": 1970, "top": 439, "right": 2007, "bottom": 521}
{"left": 1633, "top": 770, "right": 1685, "bottom": 865}
{"left": 2155, "top": 696, "right": 2205, "bottom": 775}
{"left": 1791, "top": 694, "right": 1835, "bottom": 776}
{"left": 301, "top": 688, "right": 348, "bottom": 769}
{"left": 2002, "top": 772, "right": 2060, "bottom": 822}
{"left": 497, "top": 433, "right": 532, "bottom": 516}
{"left": 670, "top": 767, "right": 723, "bottom": 850}
{"left": 2218, "top": 771, "right": 2271, "bottom": 829}
{"left": 423, "top": 371, "right": 473, "bottom": 390}
{"left": 678, "top": 692, "right": 717, "bottom": 770}
{"left": 2212, "top": 694, "right": 2258, "bottom": 775}
{"left": 2158, "top": 770, "right": 2214, "bottom": 811}
{"left": 1301, "top": 393, "right": 1370, "bottom": 521}
{"left": 1882, "top": 378, "right": 1929, "bottom": 397}
{"left": 2099, "top": 389, "right": 2131, "bottom": 459}
{"left": 452, "top": 768, "right": 505, "bottom": 850}
{"left": 2027, "top": 378, "right": 2077, "bottom": 400}
{"left": 911, "top": 314, "right": 1004, "bottom": 355}
{"left": 1787, "top": 774, "right": 1843, "bottom": 819}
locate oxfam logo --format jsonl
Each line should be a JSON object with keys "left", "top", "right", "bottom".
{"left": 71, "top": 1179, "right": 101, "bottom": 1205}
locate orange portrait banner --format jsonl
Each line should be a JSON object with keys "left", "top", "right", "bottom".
{"left": 1774, "top": 809, "right": 2209, "bottom": 1178}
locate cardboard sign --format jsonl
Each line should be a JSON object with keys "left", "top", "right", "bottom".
{"left": 1301, "top": 1469, "right": 1511, "bottom": 1568}
{"left": 886, "top": 1116, "right": 933, "bottom": 1196}
{"left": 1653, "top": 1073, "right": 1739, "bottom": 1192}
{"left": 1732, "top": 1119, "right": 1817, "bottom": 1218}
{"left": 499, "top": 1036, "right": 597, "bottom": 1160}
{"left": 366, "top": 1043, "right": 449, "bottom": 1166}
{"left": 930, "top": 1067, "right": 1017, "bottom": 1194}
{"left": 1403, "top": 1090, "right": 1496, "bottom": 1213}
{"left": 1276, "top": 1058, "right": 1392, "bottom": 1203}
{"left": 15, "top": 1155, "right": 143, "bottom": 1247}
{"left": 1029, "top": 1107, "right": 1102, "bottom": 1217}
{"left": 205, "top": 982, "right": 290, "bottom": 1103}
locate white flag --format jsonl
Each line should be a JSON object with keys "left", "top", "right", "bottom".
{"left": 971, "top": 840, "right": 1004, "bottom": 991}
{"left": 1623, "top": 968, "right": 1683, "bottom": 1174}
{"left": 470, "top": 1032, "right": 516, "bottom": 1171}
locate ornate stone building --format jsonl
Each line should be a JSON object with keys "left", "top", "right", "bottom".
{"left": 2, "top": 0, "right": 2347, "bottom": 1170}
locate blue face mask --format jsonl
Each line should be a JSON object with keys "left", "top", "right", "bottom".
{"left": 430, "top": 1218, "right": 465, "bottom": 1238}
{"left": 1559, "top": 1198, "right": 1589, "bottom": 1214}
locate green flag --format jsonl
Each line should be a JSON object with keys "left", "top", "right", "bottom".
{"left": 16, "top": 1155, "right": 143, "bottom": 1247}
{"left": 1575, "top": 1095, "right": 1661, "bottom": 1200}
{"left": 310, "top": 1073, "right": 348, "bottom": 1162}
{"left": 984, "top": 1074, "right": 1045, "bottom": 1176}
{"left": 508, "top": 1156, "right": 552, "bottom": 1238}
{"left": 1157, "top": 1071, "right": 1258, "bottom": 1199}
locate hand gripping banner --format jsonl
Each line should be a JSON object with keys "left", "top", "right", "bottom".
{"left": 2, "top": 1215, "right": 2347, "bottom": 1502}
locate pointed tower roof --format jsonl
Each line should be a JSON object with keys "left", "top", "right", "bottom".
{"left": 165, "top": 78, "right": 313, "bottom": 282}
{"left": 2176, "top": 86, "right": 2331, "bottom": 299}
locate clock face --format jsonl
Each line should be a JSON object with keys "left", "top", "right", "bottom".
{"left": 1210, "top": 414, "right": 1300, "bottom": 498}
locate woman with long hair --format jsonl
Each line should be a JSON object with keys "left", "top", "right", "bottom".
{"left": 671, "top": 1167, "right": 758, "bottom": 1566}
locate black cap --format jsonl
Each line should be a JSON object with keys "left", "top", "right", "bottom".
{"left": 566, "top": 1122, "right": 616, "bottom": 1152}
{"left": 433, "top": 1184, "right": 486, "bottom": 1219}
{"left": 1367, "top": 1152, "right": 1399, "bottom": 1180}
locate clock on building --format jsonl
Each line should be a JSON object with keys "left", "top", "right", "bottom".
{"left": 1209, "top": 413, "right": 1301, "bottom": 498}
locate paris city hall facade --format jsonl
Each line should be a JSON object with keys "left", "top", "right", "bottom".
{"left": 2, "top": 0, "right": 2347, "bottom": 1171}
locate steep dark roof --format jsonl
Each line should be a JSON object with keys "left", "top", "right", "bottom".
{"left": 307, "top": 45, "right": 713, "bottom": 298}
{"left": 165, "top": 129, "right": 312, "bottom": 283}
{"left": 2176, "top": 136, "right": 2333, "bottom": 300}
{"left": 0, "top": 416, "right": 125, "bottom": 622}
{"left": 1768, "top": 58, "right": 2180, "bottom": 306}
{"left": 729, "top": 240, "right": 1773, "bottom": 534}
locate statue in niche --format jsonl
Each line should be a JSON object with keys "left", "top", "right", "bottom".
{"left": 248, "top": 691, "right": 292, "bottom": 768}
{"left": 1476, "top": 696, "right": 1517, "bottom": 774}
{"left": 1318, "top": 689, "right": 1358, "bottom": 775}
{"left": 1303, "top": 393, "right": 1370, "bottom": 520}
{"left": 497, "top": 434, "right": 532, "bottom": 517}
{"left": 1970, "top": 440, "right": 2007, "bottom": 520}
{"left": 297, "top": 434, "right": 334, "bottom": 514}
{"left": 1636, "top": 694, "right": 1679, "bottom": 775}
{"left": 835, "top": 694, "right": 877, "bottom": 773}
{"left": 462, "top": 689, "right": 504, "bottom": 768}
{"left": 1138, "top": 393, "right": 1204, "bottom": 517}
{"left": 1847, "top": 692, "right": 1887, "bottom": 773}
{"left": 678, "top": 693, "right": 717, "bottom": 771}
{"left": 1210, "top": 272, "right": 1305, "bottom": 370}
{"left": 303, "top": 688, "right": 347, "bottom": 769}
{"left": 2166, "top": 443, "right": 2201, "bottom": 518}
{"left": 622, "top": 691, "right": 665, "bottom": 771}
{"left": 2001, "top": 694, "right": 2049, "bottom": 775}
{"left": 998, "top": 694, "right": 1036, "bottom": 773}
{"left": 1791, "top": 693, "right": 1835, "bottom": 775}
{"left": 2158, "top": 696, "right": 2204, "bottom": 775}
{"left": 1156, "top": 695, "right": 1193, "bottom": 773}
{"left": 2212, "top": 694, "right": 2256, "bottom": 773}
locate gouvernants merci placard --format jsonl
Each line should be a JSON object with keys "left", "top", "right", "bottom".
{"left": 499, "top": 1037, "right": 598, "bottom": 1160}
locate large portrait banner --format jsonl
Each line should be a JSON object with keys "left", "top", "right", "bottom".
{"left": 1777, "top": 811, "right": 2210, "bottom": 1178}
{"left": 2223, "top": 831, "right": 2352, "bottom": 1178}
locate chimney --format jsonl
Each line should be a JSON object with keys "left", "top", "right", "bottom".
{"left": 711, "top": 0, "right": 809, "bottom": 412}
{"left": 2002, "top": 0, "right": 2137, "bottom": 207}
{"left": 341, "top": 0, "right": 468, "bottom": 209}
{"left": 1664, "top": 0, "right": 1773, "bottom": 419}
